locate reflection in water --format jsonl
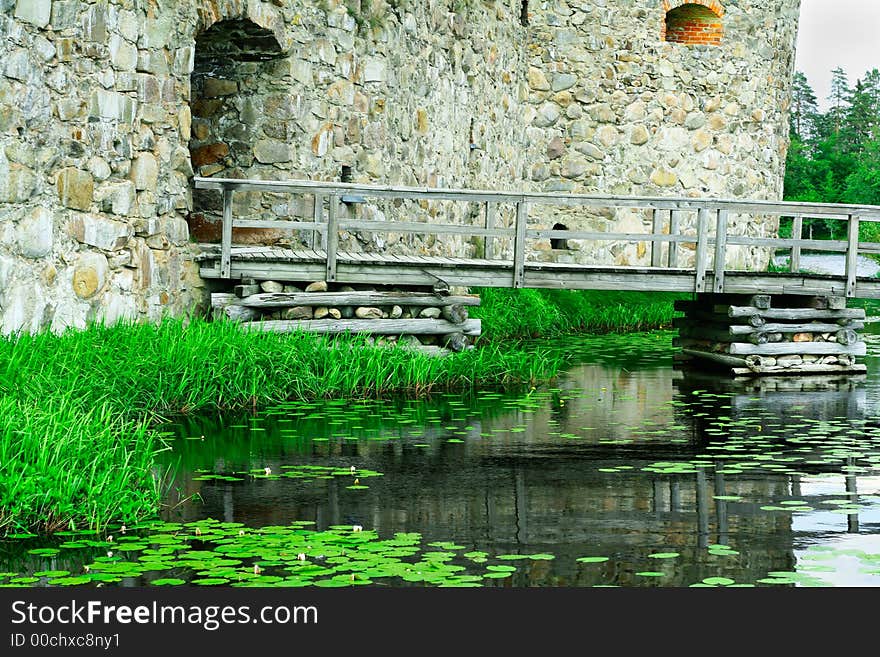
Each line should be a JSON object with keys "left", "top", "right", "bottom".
{"left": 149, "top": 337, "right": 880, "bottom": 586}
{"left": 4, "top": 331, "right": 880, "bottom": 586}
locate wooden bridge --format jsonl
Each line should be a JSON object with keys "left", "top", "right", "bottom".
{"left": 194, "top": 177, "right": 880, "bottom": 376}
{"left": 194, "top": 177, "right": 880, "bottom": 299}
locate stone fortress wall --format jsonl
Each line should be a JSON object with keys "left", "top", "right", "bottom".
{"left": 0, "top": 0, "right": 801, "bottom": 335}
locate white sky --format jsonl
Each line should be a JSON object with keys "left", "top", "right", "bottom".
{"left": 795, "top": 0, "right": 880, "bottom": 110}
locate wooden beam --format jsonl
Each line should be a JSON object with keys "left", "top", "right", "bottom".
{"left": 513, "top": 201, "right": 528, "bottom": 288}
{"left": 790, "top": 214, "right": 803, "bottom": 272}
{"left": 681, "top": 349, "right": 749, "bottom": 367}
{"left": 220, "top": 189, "right": 233, "bottom": 279}
{"left": 731, "top": 363, "right": 868, "bottom": 376}
{"left": 651, "top": 208, "right": 664, "bottom": 267}
{"left": 325, "top": 194, "right": 339, "bottom": 283}
{"left": 668, "top": 209, "right": 681, "bottom": 268}
{"left": 727, "top": 321, "right": 864, "bottom": 335}
{"left": 845, "top": 214, "right": 860, "bottom": 297}
{"left": 211, "top": 292, "right": 236, "bottom": 309}
{"left": 240, "top": 318, "right": 482, "bottom": 336}
{"left": 724, "top": 306, "right": 866, "bottom": 320}
{"left": 694, "top": 207, "right": 710, "bottom": 292}
{"left": 713, "top": 209, "right": 728, "bottom": 293}
{"left": 237, "top": 292, "right": 482, "bottom": 308}
{"left": 312, "top": 193, "right": 323, "bottom": 249}
{"left": 192, "top": 176, "right": 880, "bottom": 218}
{"left": 484, "top": 201, "right": 496, "bottom": 260}
{"left": 728, "top": 342, "right": 866, "bottom": 356}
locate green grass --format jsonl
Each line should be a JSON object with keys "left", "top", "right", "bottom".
{"left": 0, "top": 319, "right": 565, "bottom": 536}
{"left": 0, "top": 398, "right": 161, "bottom": 535}
{"left": 472, "top": 288, "right": 683, "bottom": 340}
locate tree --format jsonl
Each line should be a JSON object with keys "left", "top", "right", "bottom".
{"left": 826, "top": 66, "right": 850, "bottom": 136}
{"left": 843, "top": 69, "right": 880, "bottom": 154}
{"left": 790, "top": 72, "right": 819, "bottom": 141}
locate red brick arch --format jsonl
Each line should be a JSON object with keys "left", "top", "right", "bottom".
{"left": 662, "top": 0, "right": 724, "bottom": 17}
{"left": 661, "top": 1, "right": 724, "bottom": 45}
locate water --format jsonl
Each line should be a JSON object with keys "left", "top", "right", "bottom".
{"left": 772, "top": 252, "right": 880, "bottom": 278}
{"left": 4, "top": 331, "right": 880, "bottom": 587}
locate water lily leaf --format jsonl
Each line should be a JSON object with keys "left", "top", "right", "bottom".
{"left": 150, "top": 578, "right": 187, "bottom": 586}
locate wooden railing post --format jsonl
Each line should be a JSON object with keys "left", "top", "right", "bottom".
{"left": 484, "top": 201, "right": 496, "bottom": 260}
{"left": 312, "top": 193, "right": 324, "bottom": 250}
{"left": 513, "top": 201, "right": 528, "bottom": 288}
{"left": 713, "top": 209, "right": 728, "bottom": 293}
{"left": 693, "top": 207, "right": 710, "bottom": 293}
{"left": 668, "top": 209, "right": 680, "bottom": 268}
{"left": 845, "top": 213, "right": 860, "bottom": 297}
{"left": 325, "top": 194, "right": 339, "bottom": 283}
{"left": 651, "top": 208, "right": 664, "bottom": 267}
{"left": 221, "top": 188, "right": 233, "bottom": 279}
{"left": 790, "top": 214, "right": 803, "bottom": 272}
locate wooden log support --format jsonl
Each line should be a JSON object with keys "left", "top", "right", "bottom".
{"left": 237, "top": 292, "right": 481, "bottom": 308}
{"left": 234, "top": 283, "right": 262, "bottom": 298}
{"left": 728, "top": 341, "right": 866, "bottom": 356}
{"left": 211, "top": 292, "right": 236, "bottom": 309}
{"left": 685, "top": 310, "right": 767, "bottom": 328}
{"left": 676, "top": 326, "right": 770, "bottom": 345}
{"left": 241, "top": 318, "right": 483, "bottom": 336}
{"left": 728, "top": 321, "right": 864, "bottom": 335}
{"left": 681, "top": 349, "right": 749, "bottom": 368}
{"left": 675, "top": 294, "right": 771, "bottom": 311}
{"left": 724, "top": 306, "right": 865, "bottom": 321}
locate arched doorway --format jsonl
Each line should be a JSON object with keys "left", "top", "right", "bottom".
{"left": 188, "top": 17, "right": 286, "bottom": 243}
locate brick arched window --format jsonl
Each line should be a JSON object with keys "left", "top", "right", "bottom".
{"left": 662, "top": 1, "right": 723, "bottom": 46}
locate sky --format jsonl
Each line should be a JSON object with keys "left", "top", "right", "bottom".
{"left": 794, "top": 0, "right": 880, "bottom": 110}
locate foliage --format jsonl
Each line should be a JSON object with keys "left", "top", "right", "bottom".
{"left": 0, "top": 319, "right": 565, "bottom": 535}
{"left": 784, "top": 67, "right": 880, "bottom": 242}
{"left": 472, "top": 289, "right": 682, "bottom": 340}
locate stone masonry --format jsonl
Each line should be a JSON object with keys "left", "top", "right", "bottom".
{"left": 0, "top": 0, "right": 802, "bottom": 334}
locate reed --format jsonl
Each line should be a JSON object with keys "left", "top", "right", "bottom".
{"left": 0, "top": 319, "right": 564, "bottom": 534}
{"left": 472, "top": 288, "right": 682, "bottom": 340}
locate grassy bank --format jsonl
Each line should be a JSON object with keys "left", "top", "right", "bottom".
{"left": 0, "top": 319, "right": 564, "bottom": 536}
{"left": 473, "top": 288, "right": 683, "bottom": 340}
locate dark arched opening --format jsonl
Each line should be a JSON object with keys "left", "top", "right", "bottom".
{"left": 663, "top": 3, "right": 722, "bottom": 46}
{"left": 188, "top": 18, "right": 285, "bottom": 242}
{"left": 551, "top": 223, "right": 569, "bottom": 250}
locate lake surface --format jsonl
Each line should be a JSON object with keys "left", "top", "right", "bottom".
{"left": 4, "top": 330, "right": 880, "bottom": 587}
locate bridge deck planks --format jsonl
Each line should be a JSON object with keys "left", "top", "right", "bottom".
{"left": 196, "top": 244, "right": 880, "bottom": 298}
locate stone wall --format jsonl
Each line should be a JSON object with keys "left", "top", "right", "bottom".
{"left": 0, "top": 0, "right": 801, "bottom": 335}
{"left": 524, "top": 0, "right": 802, "bottom": 269}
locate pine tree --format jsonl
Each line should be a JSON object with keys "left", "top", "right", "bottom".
{"left": 844, "top": 69, "right": 880, "bottom": 154}
{"left": 790, "top": 71, "right": 819, "bottom": 140}
{"left": 827, "top": 66, "right": 850, "bottom": 135}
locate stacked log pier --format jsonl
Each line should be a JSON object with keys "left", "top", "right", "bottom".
{"left": 674, "top": 293, "right": 868, "bottom": 377}
{"left": 211, "top": 279, "right": 480, "bottom": 355}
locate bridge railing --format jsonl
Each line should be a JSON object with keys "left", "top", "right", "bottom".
{"left": 193, "top": 177, "right": 880, "bottom": 296}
